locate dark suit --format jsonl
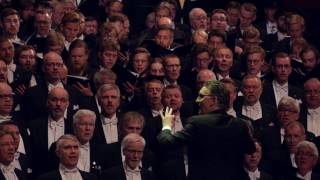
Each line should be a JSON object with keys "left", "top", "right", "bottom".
{"left": 94, "top": 142, "right": 155, "bottom": 172}
{"left": 22, "top": 82, "right": 82, "bottom": 121}
{"left": 234, "top": 98, "right": 277, "bottom": 138}
{"left": 47, "top": 142, "right": 104, "bottom": 175}
{"left": 28, "top": 116, "right": 73, "bottom": 176}
{"left": 0, "top": 168, "right": 26, "bottom": 180}
{"left": 99, "top": 165, "right": 155, "bottom": 180}
{"left": 157, "top": 111, "right": 256, "bottom": 180}
{"left": 260, "top": 125, "right": 315, "bottom": 179}
{"left": 37, "top": 169, "right": 97, "bottom": 180}
{"left": 261, "top": 80, "right": 303, "bottom": 109}
{"left": 282, "top": 169, "right": 320, "bottom": 180}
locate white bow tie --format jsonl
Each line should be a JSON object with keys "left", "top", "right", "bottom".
{"left": 49, "top": 120, "right": 64, "bottom": 128}
{"left": 248, "top": 169, "right": 260, "bottom": 180}
{"left": 103, "top": 117, "right": 117, "bottom": 125}
{"left": 1, "top": 164, "right": 15, "bottom": 174}
{"left": 308, "top": 108, "right": 320, "bottom": 115}
{"left": 80, "top": 144, "right": 89, "bottom": 150}
{"left": 0, "top": 115, "right": 12, "bottom": 121}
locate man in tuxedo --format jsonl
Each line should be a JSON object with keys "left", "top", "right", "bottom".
{"left": 300, "top": 78, "right": 320, "bottom": 136}
{"left": 47, "top": 109, "right": 103, "bottom": 175}
{"left": 261, "top": 52, "right": 303, "bottom": 109}
{"left": 100, "top": 133, "right": 155, "bottom": 180}
{"left": 289, "top": 141, "right": 320, "bottom": 179}
{"left": 158, "top": 80, "right": 255, "bottom": 180}
{"left": 243, "top": 142, "right": 273, "bottom": 180}
{"left": 234, "top": 76, "right": 276, "bottom": 137}
{"left": 93, "top": 111, "right": 155, "bottom": 173}
{"left": 28, "top": 87, "right": 73, "bottom": 176}
{"left": 0, "top": 8, "right": 24, "bottom": 47}
{"left": 163, "top": 54, "right": 192, "bottom": 101}
{"left": 0, "top": 131, "right": 25, "bottom": 179}
{"left": 188, "top": 8, "right": 207, "bottom": 33}
{"left": 0, "top": 121, "right": 32, "bottom": 177}
{"left": 0, "top": 37, "right": 27, "bottom": 85}
{"left": 26, "top": 11, "right": 52, "bottom": 56}
{"left": 91, "top": 83, "right": 121, "bottom": 144}
{"left": 38, "top": 134, "right": 97, "bottom": 180}
{"left": 22, "top": 51, "right": 81, "bottom": 121}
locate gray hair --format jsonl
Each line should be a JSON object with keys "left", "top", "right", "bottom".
{"left": 278, "top": 96, "right": 300, "bottom": 113}
{"left": 189, "top": 8, "right": 206, "bottom": 20}
{"left": 93, "top": 69, "right": 117, "bottom": 88}
{"left": 296, "top": 140, "right": 319, "bottom": 157}
{"left": 121, "top": 133, "right": 146, "bottom": 151}
{"left": 97, "top": 83, "right": 120, "bottom": 99}
{"left": 204, "top": 80, "right": 230, "bottom": 111}
{"left": 56, "top": 134, "right": 79, "bottom": 152}
{"left": 73, "top": 109, "right": 96, "bottom": 125}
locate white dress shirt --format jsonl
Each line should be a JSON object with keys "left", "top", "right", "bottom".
{"left": 296, "top": 171, "right": 312, "bottom": 180}
{"left": 59, "top": 164, "right": 83, "bottom": 180}
{"left": 163, "top": 79, "right": 177, "bottom": 87}
{"left": 48, "top": 81, "right": 64, "bottom": 92}
{"left": 0, "top": 163, "right": 18, "bottom": 180}
{"left": 77, "top": 143, "right": 90, "bottom": 172}
{"left": 290, "top": 153, "right": 297, "bottom": 168}
{"left": 12, "top": 135, "right": 25, "bottom": 171}
{"left": 244, "top": 168, "right": 260, "bottom": 180}
{"left": 30, "top": 75, "right": 37, "bottom": 87}
{"left": 123, "top": 163, "right": 141, "bottom": 180}
{"left": 226, "top": 108, "right": 237, "bottom": 118}
{"left": 101, "top": 114, "right": 118, "bottom": 144}
{"left": 172, "top": 115, "right": 183, "bottom": 134}
{"left": 272, "top": 80, "right": 289, "bottom": 107}
{"left": 242, "top": 101, "right": 263, "bottom": 121}
{"left": 7, "top": 62, "right": 16, "bottom": 84}
{"left": 48, "top": 116, "right": 65, "bottom": 149}
{"left": 266, "top": 21, "right": 278, "bottom": 34}
{"left": 280, "top": 128, "right": 285, "bottom": 144}
{"left": 151, "top": 109, "right": 162, "bottom": 117}
{"left": 307, "top": 106, "right": 320, "bottom": 136}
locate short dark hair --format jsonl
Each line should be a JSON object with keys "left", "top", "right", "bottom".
{"left": 0, "top": 8, "right": 19, "bottom": 22}
{"left": 204, "top": 80, "right": 230, "bottom": 110}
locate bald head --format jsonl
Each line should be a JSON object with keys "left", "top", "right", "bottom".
{"left": 47, "top": 87, "right": 69, "bottom": 120}
{"left": 157, "top": 17, "right": 174, "bottom": 29}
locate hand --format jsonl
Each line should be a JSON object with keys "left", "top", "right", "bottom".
{"left": 118, "top": 51, "right": 129, "bottom": 67}
{"left": 73, "top": 82, "right": 94, "bottom": 96}
{"left": 234, "top": 46, "right": 243, "bottom": 55}
{"left": 16, "top": 84, "right": 26, "bottom": 96}
{"left": 123, "top": 81, "right": 136, "bottom": 95}
{"left": 160, "top": 107, "right": 174, "bottom": 130}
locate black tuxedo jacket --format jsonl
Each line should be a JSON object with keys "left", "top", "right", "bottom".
{"left": 22, "top": 81, "right": 82, "bottom": 121}
{"left": 28, "top": 116, "right": 73, "bottom": 175}
{"left": 94, "top": 141, "right": 155, "bottom": 172}
{"left": 282, "top": 169, "right": 320, "bottom": 180}
{"left": 157, "top": 111, "right": 255, "bottom": 180}
{"left": 47, "top": 142, "right": 103, "bottom": 174}
{"left": 234, "top": 97, "right": 277, "bottom": 138}
{"left": 100, "top": 165, "right": 155, "bottom": 180}
{"left": 261, "top": 80, "right": 303, "bottom": 109}
{"left": 0, "top": 168, "right": 26, "bottom": 180}
{"left": 37, "top": 169, "right": 97, "bottom": 180}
